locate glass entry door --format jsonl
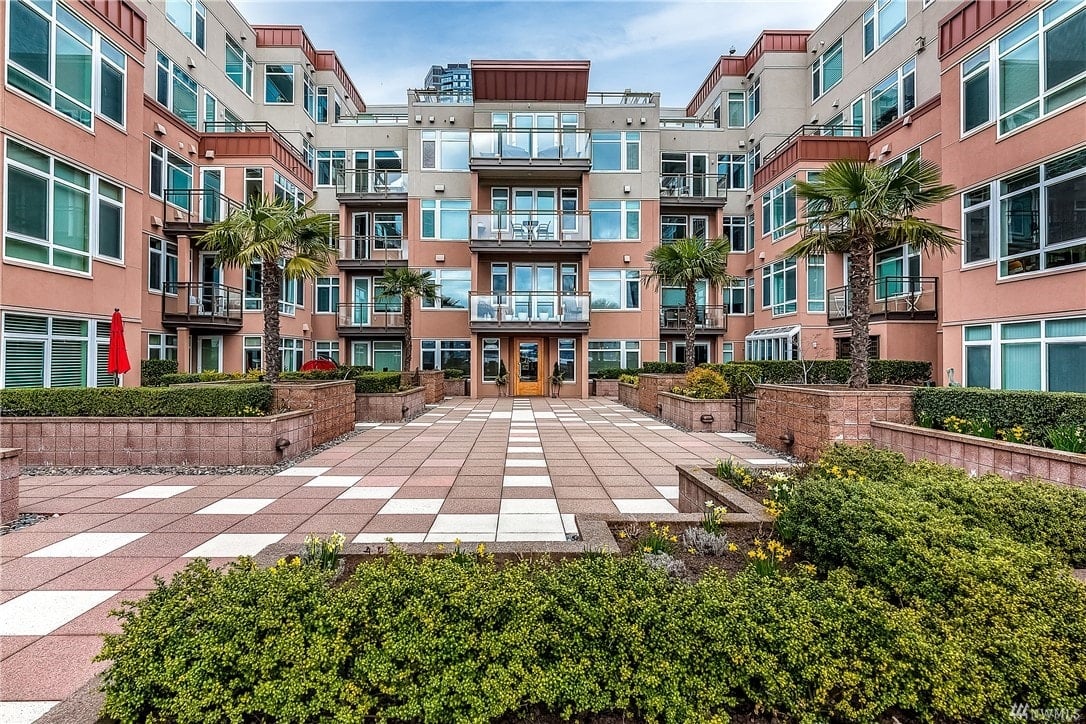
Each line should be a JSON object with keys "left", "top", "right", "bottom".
{"left": 514, "top": 338, "right": 544, "bottom": 396}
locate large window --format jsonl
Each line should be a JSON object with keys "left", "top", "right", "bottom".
{"left": 588, "top": 340, "right": 640, "bottom": 374}
{"left": 315, "top": 277, "right": 339, "bottom": 313}
{"left": 281, "top": 337, "right": 303, "bottom": 373}
{"left": 264, "top": 64, "right": 294, "bottom": 104}
{"left": 314, "top": 341, "right": 339, "bottom": 364}
{"left": 761, "top": 258, "right": 798, "bottom": 316}
{"left": 225, "top": 36, "right": 253, "bottom": 96}
{"left": 812, "top": 39, "right": 843, "bottom": 100}
{"left": 147, "top": 332, "right": 178, "bottom": 361}
{"left": 727, "top": 91, "right": 745, "bottom": 128}
{"left": 589, "top": 269, "right": 640, "bottom": 310}
{"left": 662, "top": 215, "right": 707, "bottom": 243}
{"left": 806, "top": 255, "right": 826, "bottom": 312}
{"left": 316, "top": 150, "right": 347, "bottom": 186}
{"left": 874, "top": 244, "right": 920, "bottom": 298}
{"left": 747, "top": 77, "right": 761, "bottom": 121}
{"left": 1, "top": 313, "right": 112, "bottom": 388}
{"left": 421, "top": 199, "right": 470, "bottom": 239}
{"left": 150, "top": 142, "right": 193, "bottom": 209}
{"left": 482, "top": 338, "right": 501, "bottom": 382}
{"left": 591, "top": 132, "right": 639, "bottom": 171}
{"left": 963, "top": 318, "right": 1086, "bottom": 392}
{"left": 165, "top": 0, "right": 205, "bottom": 50}
{"left": 871, "top": 58, "right": 916, "bottom": 132}
{"left": 421, "top": 131, "right": 469, "bottom": 170}
{"left": 962, "top": 185, "right": 993, "bottom": 264}
{"left": 421, "top": 340, "right": 470, "bottom": 374}
{"left": 761, "top": 177, "right": 797, "bottom": 240}
{"left": 243, "top": 336, "right": 262, "bottom": 372}
{"left": 863, "top": 0, "right": 907, "bottom": 56}
{"left": 422, "top": 268, "right": 470, "bottom": 309}
{"left": 156, "top": 51, "right": 198, "bottom": 128}
{"left": 558, "top": 339, "right": 576, "bottom": 382}
{"left": 274, "top": 172, "right": 304, "bottom": 207}
{"left": 726, "top": 278, "right": 753, "bottom": 315}
{"left": 717, "top": 154, "right": 746, "bottom": 191}
{"left": 8, "top": 0, "right": 125, "bottom": 129}
{"left": 356, "top": 341, "right": 402, "bottom": 372}
{"left": 745, "top": 326, "right": 800, "bottom": 361}
{"left": 723, "top": 215, "right": 748, "bottom": 252}
{"left": 589, "top": 201, "right": 640, "bottom": 240}
{"left": 148, "top": 238, "right": 178, "bottom": 292}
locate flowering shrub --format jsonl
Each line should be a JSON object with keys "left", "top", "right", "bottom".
{"left": 1047, "top": 422, "right": 1086, "bottom": 453}
{"left": 670, "top": 367, "right": 730, "bottom": 399}
{"left": 617, "top": 373, "right": 639, "bottom": 386}
{"left": 300, "top": 532, "right": 345, "bottom": 571}
{"left": 637, "top": 521, "right": 678, "bottom": 555}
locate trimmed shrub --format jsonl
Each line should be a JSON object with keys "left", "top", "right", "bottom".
{"left": 442, "top": 368, "right": 465, "bottom": 379}
{"left": 140, "top": 359, "right": 178, "bottom": 387}
{"left": 639, "top": 361, "right": 686, "bottom": 374}
{"left": 0, "top": 384, "right": 272, "bottom": 417}
{"left": 161, "top": 370, "right": 262, "bottom": 385}
{"left": 591, "top": 367, "right": 636, "bottom": 380}
{"left": 699, "top": 363, "right": 762, "bottom": 396}
{"left": 353, "top": 372, "right": 403, "bottom": 394}
{"left": 913, "top": 387, "right": 1086, "bottom": 442}
{"left": 747, "top": 359, "right": 932, "bottom": 385}
{"left": 671, "top": 368, "right": 730, "bottom": 399}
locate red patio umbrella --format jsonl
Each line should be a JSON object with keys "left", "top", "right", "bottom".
{"left": 107, "top": 308, "right": 131, "bottom": 381}
{"left": 301, "top": 358, "right": 337, "bottom": 372}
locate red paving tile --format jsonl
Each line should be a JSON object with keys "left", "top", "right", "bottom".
{"left": 0, "top": 557, "right": 89, "bottom": 591}
{"left": 0, "top": 635, "right": 40, "bottom": 661}
{"left": 0, "top": 635, "right": 109, "bottom": 700}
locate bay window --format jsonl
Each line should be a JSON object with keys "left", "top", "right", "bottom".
{"left": 148, "top": 238, "right": 178, "bottom": 293}
{"left": 761, "top": 258, "right": 798, "bottom": 316}
{"left": 761, "top": 177, "right": 796, "bottom": 240}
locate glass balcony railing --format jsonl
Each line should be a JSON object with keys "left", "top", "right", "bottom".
{"left": 337, "top": 236, "right": 407, "bottom": 264}
{"left": 469, "top": 291, "right": 591, "bottom": 326}
{"left": 336, "top": 303, "right": 406, "bottom": 330}
{"left": 659, "top": 173, "right": 728, "bottom": 199}
{"left": 470, "top": 211, "right": 591, "bottom": 245}
{"left": 335, "top": 169, "right": 407, "bottom": 195}
{"left": 470, "top": 129, "right": 591, "bottom": 161}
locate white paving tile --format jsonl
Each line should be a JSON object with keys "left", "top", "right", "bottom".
{"left": 505, "top": 459, "right": 546, "bottom": 467}
{"left": 613, "top": 499, "right": 679, "bottom": 514}
{"left": 376, "top": 425, "right": 402, "bottom": 430}
{"left": 429, "top": 514, "right": 499, "bottom": 534}
{"left": 587, "top": 420, "right": 611, "bottom": 425}
{"left": 508, "top": 436, "right": 540, "bottom": 442}
{"left": 631, "top": 417, "right": 655, "bottom": 422}
{"left": 352, "top": 532, "right": 426, "bottom": 543}
{"left": 355, "top": 422, "right": 381, "bottom": 428}
{"left": 499, "top": 498, "right": 559, "bottom": 514}
{"left": 533, "top": 411, "right": 557, "bottom": 419}
{"left": 497, "top": 513, "right": 565, "bottom": 534}
{"left": 488, "top": 411, "right": 512, "bottom": 419}
{"left": 647, "top": 425, "right": 672, "bottom": 430}
{"left": 405, "top": 422, "right": 433, "bottom": 427}
{"left": 337, "top": 486, "right": 400, "bottom": 500}
{"left": 0, "top": 591, "right": 118, "bottom": 635}
{"left": 502, "top": 475, "right": 552, "bottom": 487}
{"left": 303, "top": 475, "right": 362, "bottom": 487}
{"left": 747, "top": 458, "right": 792, "bottom": 465}
{"left": 653, "top": 485, "right": 680, "bottom": 499}
{"left": 195, "top": 498, "right": 276, "bottom": 515}
{"left": 424, "top": 532, "right": 496, "bottom": 543}
{"left": 378, "top": 498, "right": 444, "bottom": 515}
{"left": 717, "top": 432, "right": 755, "bottom": 440}
{"left": 0, "top": 701, "right": 60, "bottom": 724}
{"left": 496, "top": 532, "right": 567, "bottom": 542}
{"left": 184, "top": 533, "right": 285, "bottom": 557}
{"left": 614, "top": 422, "right": 638, "bottom": 427}
{"left": 506, "top": 446, "right": 544, "bottom": 453}
{"left": 561, "top": 513, "right": 579, "bottom": 537}
{"left": 26, "top": 532, "right": 147, "bottom": 558}
{"left": 117, "top": 485, "right": 194, "bottom": 499}
{"left": 435, "top": 420, "right": 461, "bottom": 424}
{"left": 276, "top": 466, "right": 329, "bottom": 477}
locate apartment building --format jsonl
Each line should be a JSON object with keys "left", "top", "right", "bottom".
{"left": 1, "top": 0, "right": 1083, "bottom": 396}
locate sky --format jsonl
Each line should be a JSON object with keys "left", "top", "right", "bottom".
{"left": 232, "top": 0, "right": 842, "bottom": 108}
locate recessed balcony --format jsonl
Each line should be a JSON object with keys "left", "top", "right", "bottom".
{"left": 337, "top": 236, "right": 408, "bottom": 269}
{"left": 161, "top": 189, "right": 243, "bottom": 235}
{"left": 468, "top": 291, "right": 591, "bottom": 332}
{"left": 659, "top": 174, "right": 728, "bottom": 207}
{"left": 469, "top": 129, "right": 591, "bottom": 179}
{"left": 827, "top": 276, "right": 938, "bottom": 324}
{"left": 469, "top": 211, "right": 591, "bottom": 252}
{"left": 336, "top": 303, "right": 407, "bottom": 337}
{"left": 161, "top": 282, "right": 243, "bottom": 331}
{"left": 659, "top": 305, "right": 728, "bottom": 334}
{"left": 335, "top": 169, "right": 408, "bottom": 205}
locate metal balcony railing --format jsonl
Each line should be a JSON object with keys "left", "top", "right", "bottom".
{"left": 586, "top": 91, "right": 656, "bottom": 105}
{"left": 162, "top": 189, "right": 244, "bottom": 226}
{"left": 202, "top": 120, "right": 299, "bottom": 153}
{"left": 469, "top": 291, "right": 591, "bottom": 326}
{"left": 470, "top": 211, "right": 591, "bottom": 245}
{"left": 411, "top": 89, "right": 474, "bottom": 103}
{"left": 469, "top": 129, "right": 591, "bottom": 161}
{"left": 334, "top": 169, "right": 408, "bottom": 195}
{"left": 336, "top": 113, "right": 409, "bottom": 125}
{"left": 762, "top": 123, "right": 866, "bottom": 165}
{"left": 337, "top": 236, "right": 407, "bottom": 264}
{"left": 659, "top": 305, "right": 727, "bottom": 331}
{"left": 336, "top": 303, "right": 406, "bottom": 330}
{"left": 659, "top": 173, "right": 728, "bottom": 199}
{"left": 161, "top": 282, "right": 243, "bottom": 327}
{"left": 826, "top": 276, "right": 938, "bottom": 323}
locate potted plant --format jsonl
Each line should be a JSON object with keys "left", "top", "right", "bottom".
{"left": 549, "top": 362, "right": 565, "bottom": 398}
{"left": 495, "top": 360, "right": 509, "bottom": 397}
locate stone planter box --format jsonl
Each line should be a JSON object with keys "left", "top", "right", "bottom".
{"left": 755, "top": 384, "right": 915, "bottom": 461}
{"left": 618, "top": 381, "right": 638, "bottom": 409}
{"left": 271, "top": 380, "right": 355, "bottom": 445}
{"left": 414, "top": 370, "right": 445, "bottom": 404}
{"left": 1, "top": 448, "right": 20, "bottom": 524}
{"left": 592, "top": 379, "right": 619, "bottom": 397}
{"left": 675, "top": 465, "right": 771, "bottom": 524}
{"left": 659, "top": 392, "right": 734, "bottom": 432}
{"left": 871, "top": 421, "right": 1086, "bottom": 489}
{"left": 355, "top": 386, "right": 426, "bottom": 423}
{"left": 635, "top": 373, "right": 688, "bottom": 416}
{"left": 0, "top": 411, "right": 313, "bottom": 467}
{"left": 443, "top": 377, "right": 469, "bottom": 396}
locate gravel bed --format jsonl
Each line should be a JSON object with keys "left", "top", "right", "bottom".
{"left": 0, "top": 512, "right": 53, "bottom": 536}
{"left": 740, "top": 440, "right": 804, "bottom": 466}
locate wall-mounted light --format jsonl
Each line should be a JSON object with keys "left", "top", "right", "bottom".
{"left": 188, "top": 144, "right": 197, "bottom": 155}
{"left": 434, "top": 184, "right": 445, "bottom": 192}
{"left": 435, "top": 254, "right": 446, "bottom": 262}
{"left": 448, "top": 116, "right": 455, "bottom": 124}
{"left": 150, "top": 215, "right": 163, "bottom": 228}
{"left": 626, "top": 117, "right": 633, "bottom": 125}
{"left": 204, "top": 150, "right": 215, "bottom": 159}
{"left": 831, "top": 99, "right": 839, "bottom": 109}
{"left": 623, "top": 255, "right": 631, "bottom": 264}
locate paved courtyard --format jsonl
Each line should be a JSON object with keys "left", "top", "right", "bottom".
{"left": 0, "top": 398, "right": 785, "bottom": 722}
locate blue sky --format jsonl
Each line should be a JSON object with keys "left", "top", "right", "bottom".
{"left": 233, "top": 0, "right": 841, "bottom": 107}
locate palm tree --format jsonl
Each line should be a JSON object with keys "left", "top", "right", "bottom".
{"left": 787, "top": 156, "right": 956, "bottom": 388}
{"left": 376, "top": 267, "right": 438, "bottom": 372}
{"left": 197, "top": 195, "right": 336, "bottom": 382}
{"left": 644, "top": 237, "right": 732, "bottom": 373}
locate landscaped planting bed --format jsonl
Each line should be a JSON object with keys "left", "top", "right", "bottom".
{"left": 95, "top": 445, "right": 1086, "bottom": 724}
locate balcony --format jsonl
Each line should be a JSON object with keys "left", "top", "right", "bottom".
{"left": 335, "top": 169, "right": 408, "bottom": 204}
{"left": 827, "top": 277, "right": 938, "bottom": 324}
{"left": 162, "top": 190, "right": 244, "bottom": 234}
{"left": 336, "top": 303, "right": 407, "bottom": 336}
{"left": 469, "top": 211, "right": 591, "bottom": 252}
{"left": 468, "top": 291, "right": 591, "bottom": 332}
{"left": 200, "top": 121, "right": 311, "bottom": 186}
{"left": 753, "top": 123, "right": 867, "bottom": 192}
{"left": 337, "top": 236, "right": 407, "bottom": 269}
{"left": 659, "top": 173, "right": 728, "bottom": 207}
{"left": 659, "top": 305, "right": 728, "bottom": 334}
{"left": 161, "top": 282, "right": 243, "bottom": 331}
{"left": 469, "top": 129, "right": 591, "bottom": 179}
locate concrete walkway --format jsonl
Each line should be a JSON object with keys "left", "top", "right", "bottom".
{"left": 0, "top": 398, "right": 786, "bottom": 722}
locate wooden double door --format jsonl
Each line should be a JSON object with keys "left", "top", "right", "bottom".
{"left": 512, "top": 337, "right": 545, "bottom": 396}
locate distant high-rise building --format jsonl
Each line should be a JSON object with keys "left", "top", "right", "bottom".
{"left": 424, "top": 63, "right": 472, "bottom": 93}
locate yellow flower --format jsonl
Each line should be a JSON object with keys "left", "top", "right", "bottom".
{"left": 747, "top": 550, "right": 757, "bottom": 558}
{"left": 476, "top": 542, "right": 487, "bottom": 556}
{"left": 276, "top": 557, "right": 286, "bottom": 568}
{"left": 727, "top": 543, "right": 738, "bottom": 552}
{"left": 436, "top": 544, "right": 446, "bottom": 552}
{"left": 290, "top": 556, "right": 300, "bottom": 566}
{"left": 687, "top": 547, "right": 697, "bottom": 555}
{"left": 643, "top": 546, "right": 653, "bottom": 553}
{"left": 617, "top": 531, "right": 627, "bottom": 539}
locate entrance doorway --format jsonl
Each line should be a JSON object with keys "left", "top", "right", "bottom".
{"left": 513, "top": 338, "right": 544, "bottom": 396}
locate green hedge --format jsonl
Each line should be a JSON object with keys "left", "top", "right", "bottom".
{"left": 0, "top": 384, "right": 271, "bottom": 417}
{"left": 352, "top": 371, "right": 403, "bottom": 394}
{"left": 639, "top": 361, "right": 687, "bottom": 374}
{"left": 161, "top": 370, "right": 262, "bottom": 386}
{"left": 746, "top": 359, "right": 932, "bottom": 385}
{"left": 140, "top": 359, "right": 178, "bottom": 387}
{"left": 914, "top": 387, "right": 1086, "bottom": 440}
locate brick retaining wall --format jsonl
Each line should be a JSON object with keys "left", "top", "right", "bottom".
{"left": 659, "top": 393, "right": 734, "bottom": 432}
{"left": 635, "top": 374, "right": 687, "bottom": 415}
{"left": 618, "top": 382, "right": 638, "bottom": 409}
{"left": 593, "top": 379, "right": 619, "bottom": 397}
{"left": 1, "top": 448, "right": 19, "bottom": 523}
{"left": 272, "top": 380, "right": 355, "bottom": 445}
{"left": 355, "top": 387, "right": 426, "bottom": 422}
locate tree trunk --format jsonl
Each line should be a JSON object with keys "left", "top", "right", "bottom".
{"left": 262, "top": 256, "right": 282, "bottom": 382}
{"left": 402, "top": 298, "right": 413, "bottom": 372}
{"left": 848, "top": 237, "right": 873, "bottom": 389}
{"left": 684, "top": 280, "right": 698, "bottom": 374}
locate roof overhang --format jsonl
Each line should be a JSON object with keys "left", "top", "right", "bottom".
{"left": 471, "top": 60, "right": 590, "bottom": 102}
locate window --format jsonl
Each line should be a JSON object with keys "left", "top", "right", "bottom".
{"left": 156, "top": 51, "right": 198, "bottom": 128}
{"left": 558, "top": 339, "right": 576, "bottom": 382}
{"left": 281, "top": 337, "right": 303, "bottom": 372}
{"left": 372, "top": 341, "right": 402, "bottom": 372}
{"left": 96, "top": 179, "right": 123, "bottom": 261}
{"left": 717, "top": 154, "right": 746, "bottom": 191}
{"left": 279, "top": 276, "right": 302, "bottom": 315}
{"left": 761, "top": 177, "right": 797, "bottom": 240}
{"left": 806, "top": 255, "right": 825, "bottom": 312}
{"left": 589, "top": 201, "right": 640, "bottom": 240}
{"left": 316, "top": 150, "right": 347, "bottom": 186}
{"left": 150, "top": 142, "right": 193, "bottom": 209}
{"left": 316, "top": 86, "right": 330, "bottom": 123}
{"left": 662, "top": 281, "right": 706, "bottom": 309}
{"left": 673, "top": 342, "right": 710, "bottom": 366}
{"left": 421, "top": 199, "right": 470, "bottom": 239}
{"left": 315, "top": 277, "right": 339, "bottom": 313}
{"left": 6, "top": 0, "right": 130, "bottom": 129}
{"left": 244, "top": 264, "right": 261, "bottom": 310}
{"left": 422, "top": 268, "right": 470, "bottom": 309}
{"left": 835, "top": 336, "right": 881, "bottom": 360}
{"left": 662, "top": 215, "right": 707, "bottom": 243}
{"left": 745, "top": 325, "right": 800, "bottom": 361}
{"left": 421, "top": 131, "right": 469, "bottom": 170}
{"left": 962, "top": 185, "right": 993, "bottom": 264}
{"left": 850, "top": 96, "right": 865, "bottom": 136}
{"left": 588, "top": 340, "right": 640, "bottom": 374}
{"left": 962, "top": 318, "right": 1086, "bottom": 392}
{"left": 203, "top": 91, "right": 218, "bottom": 127}
{"left": 244, "top": 167, "right": 263, "bottom": 203}
{"left": 421, "top": 340, "right": 471, "bottom": 374}
{"left": 871, "top": 58, "right": 916, "bottom": 132}
{"left": 591, "top": 132, "right": 640, "bottom": 171}
{"left": 146, "top": 333, "right": 177, "bottom": 361}
{"left": 243, "top": 336, "right": 262, "bottom": 372}
{"left": 724, "top": 215, "right": 748, "bottom": 252}
{"left": 225, "top": 36, "right": 253, "bottom": 96}
{"left": 274, "top": 172, "right": 304, "bottom": 207}
{"left": 727, "top": 91, "right": 745, "bottom": 128}
{"left": 863, "top": 0, "right": 906, "bottom": 56}
{"left": 761, "top": 258, "right": 798, "bottom": 315}
{"left": 961, "top": 47, "right": 992, "bottom": 133}
{"left": 148, "top": 238, "right": 178, "bottom": 292}
{"left": 165, "top": 0, "right": 205, "bottom": 50}
{"left": 264, "top": 64, "right": 294, "bottom": 104}
{"left": 722, "top": 342, "right": 734, "bottom": 363}
{"left": 589, "top": 269, "right": 640, "bottom": 310}
{"left": 314, "top": 341, "right": 339, "bottom": 364}
{"left": 303, "top": 71, "right": 315, "bottom": 119}
{"left": 726, "top": 278, "right": 753, "bottom": 315}
{"left": 747, "top": 77, "right": 760, "bottom": 121}
{"left": 812, "top": 39, "right": 843, "bottom": 99}
{"left": 482, "top": 338, "right": 501, "bottom": 381}
{"left": 1, "top": 313, "right": 111, "bottom": 388}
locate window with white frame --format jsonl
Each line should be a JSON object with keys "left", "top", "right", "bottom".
{"left": 874, "top": 244, "right": 920, "bottom": 299}
{"left": 243, "top": 336, "right": 261, "bottom": 372}
{"left": 812, "top": 39, "right": 843, "bottom": 100}
{"left": 962, "top": 185, "right": 993, "bottom": 264}
{"left": 871, "top": 58, "right": 916, "bottom": 132}
{"left": 225, "top": 36, "right": 253, "bottom": 96}
{"left": 726, "top": 278, "right": 753, "bottom": 315}
{"left": 316, "top": 150, "right": 347, "bottom": 186}
{"left": 203, "top": 91, "right": 218, "bottom": 128}
{"left": 421, "top": 340, "right": 470, "bottom": 374}
{"left": 372, "top": 341, "right": 402, "bottom": 371}
{"left": 850, "top": 96, "right": 865, "bottom": 135}
{"left": 274, "top": 172, "right": 304, "bottom": 207}
{"left": 165, "top": 0, "right": 205, "bottom": 50}
{"left": 589, "top": 201, "right": 640, "bottom": 240}
{"left": 724, "top": 215, "right": 748, "bottom": 252}
{"left": 863, "top": 0, "right": 907, "bottom": 56}
{"left": 722, "top": 342, "right": 735, "bottom": 363}
{"left": 590, "top": 132, "right": 640, "bottom": 171}
{"left": 281, "top": 338, "right": 303, "bottom": 372}
{"left": 663, "top": 215, "right": 708, "bottom": 243}
{"left": 244, "top": 264, "right": 261, "bottom": 310}
{"left": 482, "top": 338, "right": 501, "bottom": 381}
{"left": 761, "top": 177, "right": 797, "bottom": 240}
{"left": 727, "top": 91, "right": 745, "bottom": 128}
{"left": 146, "top": 333, "right": 178, "bottom": 361}
{"left": 7, "top": 0, "right": 126, "bottom": 129}
{"left": 1, "top": 313, "right": 111, "bottom": 388}
{"left": 96, "top": 179, "right": 123, "bottom": 262}
{"left": 150, "top": 142, "right": 193, "bottom": 209}
{"left": 588, "top": 340, "right": 640, "bottom": 374}
{"left": 264, "top": 64, "right": 294, "bottom": 104}
{"left": 314, "top": 341, "right": 339, "bottom": 364}
{"left": 155, "top": 51, "right": 199, "bottom": 128}
{"left": 279, "top": 276, "right": 302, "bottom": 315}
{"left": 303, "top": 71, "right": 316, "bottom": 119}
{"left": 961, "top": 47, "right": 992, "bottom": 134}
{"left": 421, "top": 131, "right": 469, "bottom": 170}
{"left": 244, "top": 167, "right": 263, "bottom": 203}
{"left": 421, "top": 199, "right": 470, "bottom": 239}
{"left": 148, "top": 238, "right": 178, "bottom": 293}
{"left": 717, "top": 154, "right": 746, "bottom": 192}
{"left": 316, "top": 87, "right": 330, "bottom": 123}
{"left": 806, "top": 255, "right": 826, "bottom": 312}
{"left": 745, "top": 326, "right": 800, "bottom": 361}
{"left": 661, "top": 281, "right": 706, "bottom": 309}
{"left": 761, "top": 258, "right": 798, "bottom": 315}
{"left": 747, "top": 77, "right": 761, "bottom": 121}
{"left": 589, "top": 269, "right": 640, "bottom": 310}
{"left": 963, "top": 318, "right": 1086, "bottom": 392}
{"left": 558, "top": 339, "right": 576, "bottom": 381}
{"left": 421, "top": 268, "right": 470, "bottom": 309}
{"left": 302, "top": 138, "right": 314, "bottom": 170}
{"left": 315, "top": 277, "right": 339, "bottom": 313}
